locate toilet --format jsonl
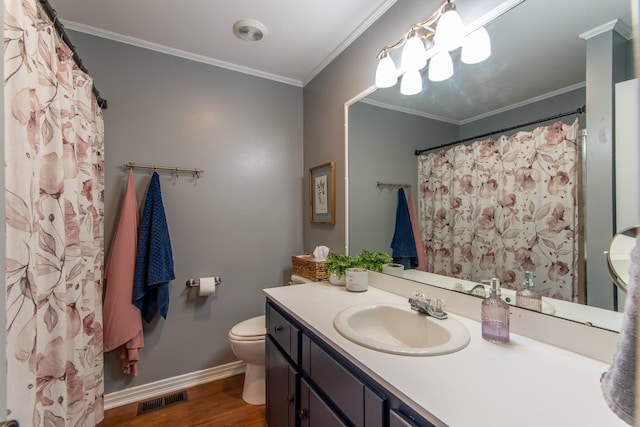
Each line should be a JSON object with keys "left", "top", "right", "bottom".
{"left": 228, "top": 274, "right": 312, "bottom": 405}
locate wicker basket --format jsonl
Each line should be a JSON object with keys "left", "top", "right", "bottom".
{"left": 291, "top": 254, "right": 329, "bottom": 282}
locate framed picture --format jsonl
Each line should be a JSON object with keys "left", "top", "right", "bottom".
{"left": 309, "top": 161, "right": 335, "bottom": 224}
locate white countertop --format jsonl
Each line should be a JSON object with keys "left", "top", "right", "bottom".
{"left": 264, "top": 282, "right": 626, "bottom": 427}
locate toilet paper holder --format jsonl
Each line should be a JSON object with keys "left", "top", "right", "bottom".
{"left": 186, "top": 277, "right": 221, "bottom": 288}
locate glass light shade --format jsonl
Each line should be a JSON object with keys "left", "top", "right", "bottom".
{"left": 400, "top": 33, "right": 427, "bottom": 71}
{"left": 428, "top": 50, "right": 453, "bottom": 82}
{"left": 400, "top": 69, "right": 422, "bottom": 95}
{"left": 375, "top": 53, "right": 398, "bottom": 88}
{"left": 434, "top": 8, "right": 464, "bottom": 51}
{"left": 461, "top": 27, "right": 491, "bottom": 64}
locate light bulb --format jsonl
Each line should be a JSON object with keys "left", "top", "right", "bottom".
{"left": 434, "top": 6, "right": 464, "bottom": 52}
{"left": 461, "top": 27, "right": 491, "bottom": 64}
{"left": 428, "top": 50, "right": 453, "bottom": 82}
{"left": 401, "top": 32, "right": 427, "bottom": 71}
{"left": 400, "top": 69, "right": 422, "bottom": 95}
{"left": 375, "top": 52, "right": 398, "bottom": 88}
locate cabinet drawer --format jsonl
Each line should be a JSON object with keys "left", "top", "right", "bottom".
{"left": 305, "top": 339, "right": 365, "bottom": 426}
{"left": 266, "top": 303, "right": 299, "bottom": 362}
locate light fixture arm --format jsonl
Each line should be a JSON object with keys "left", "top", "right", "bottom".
{"left": 375, "top": 0, "right": 452, "bottom": 59}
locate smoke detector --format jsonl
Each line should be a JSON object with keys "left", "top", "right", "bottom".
{"left": 233, "top": 19, "right": 267, "bottom": 42}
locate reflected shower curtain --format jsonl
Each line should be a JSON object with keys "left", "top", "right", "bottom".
{"left": 418, "top": 120, "right": 579, "bottom": 301}
{"left": 4, "top": 0, "right": 105, "bottom": 425}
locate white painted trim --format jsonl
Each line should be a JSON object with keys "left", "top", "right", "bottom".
{"left": 302, "top": 0, "right": 398, "bottom": 86}
{"left": 360, "top": 97, "right": 460, "bottom": 124}
{"left": 104, "top": 361, "right": 246, "bottom": 410}
{"left": 459, "top": 82, "right": 587, "bottom": 124}
{"left": 579, "top": 19, "right": 634, "bottom": 41}
{"left": 60, "top": 20, "right": 303, "bottom": 87}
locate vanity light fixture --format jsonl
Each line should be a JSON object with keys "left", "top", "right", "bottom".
{"left": 374, "top": 0, "right": 491, "bottom": 94}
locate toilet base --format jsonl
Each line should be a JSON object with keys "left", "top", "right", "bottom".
{"left": 242, "top": 363, "right": 265, "bottom": 405}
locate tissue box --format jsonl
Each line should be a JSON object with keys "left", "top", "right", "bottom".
{"left": 292, "top": 254, "right": 329, "bottom": 282}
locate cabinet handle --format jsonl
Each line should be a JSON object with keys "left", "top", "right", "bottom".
{"left": 287, "top": 395, "right": 294, "bottom": 404}
{"left": 299, "top": 409, "right": 308, "bottom": 420}
{"left": 274, "top": 325, "right": 284, "bottom": 333}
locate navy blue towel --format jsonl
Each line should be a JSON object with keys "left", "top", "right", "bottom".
{"left": 133, "top": 172, "right": 175, "bottom": 323}
{"left": 390, "top": 188, "right": 418, "bottom": 269}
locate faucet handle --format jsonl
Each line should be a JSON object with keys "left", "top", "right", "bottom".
{"left": 434, "top": 298, "right": 446, "bottom": 313}
{"left": 413, "top": 291, "right": 426, "bottom": 301}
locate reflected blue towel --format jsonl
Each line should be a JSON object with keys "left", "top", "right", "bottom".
{"left": 133, "top": 172, "right": 175, "bottom": 323}
{"left": 390, "top": 188, "right": 418, "bottom": 269}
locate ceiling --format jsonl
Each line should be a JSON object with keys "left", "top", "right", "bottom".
{"left": 51, "top": 0, "right": 632, "bottom": 120}
{"left": 50, "top": 0, "right": 397, "bottom": 87}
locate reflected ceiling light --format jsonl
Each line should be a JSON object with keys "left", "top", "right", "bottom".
{"left": 428, "top": 50, "right": 453, "bottom": 82}
{"left": 461, "top": 27, "right": 491, "bottom": 64}
{"left": 400, "top": 69, "right": 422, "bottom": 96}
{"left": 401, "top": 30, "right": 427, "bottom": 71}
{"left": 374, "top": 0, "right": 491, "bottom": 94}
{"left": 433, "top": 3, "right": 464, "bottom": 51}
{"left": 375, "top": 51, "right": 398, "bottom": 88}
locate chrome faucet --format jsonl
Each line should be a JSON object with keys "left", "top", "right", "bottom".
{"left": 468, "top": 284, "right": 487, "bottom": 298}
{"left": 408, "top": 292, "right": 448, "bottom": 319}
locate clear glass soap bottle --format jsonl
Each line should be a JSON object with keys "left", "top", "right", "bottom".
{"left": 516, "top": 271, "right": 542, "bottom": 312}
{"left": 481, "top": 278, "right": 510, "bottom": 344}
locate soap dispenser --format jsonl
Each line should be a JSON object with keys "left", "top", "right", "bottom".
{"left": 481, "top": 278, "right": 510, "bottom": 344}
{"left": 516, "top": 271, "right": 542, "bottom": 312}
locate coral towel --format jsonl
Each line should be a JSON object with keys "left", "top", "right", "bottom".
{"left": 103, "top": 170, "right": 144, "bottom": 375}
{"left": 133, "top": 172, "right": 175, "bottom": 323}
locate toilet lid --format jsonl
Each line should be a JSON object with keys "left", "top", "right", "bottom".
{"left": 230, "top": 315, "right": 266, "bottom": 340}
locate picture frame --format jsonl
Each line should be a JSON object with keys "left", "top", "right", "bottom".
{"left": 309, "top": 161, "right": 335, "bottom": 224}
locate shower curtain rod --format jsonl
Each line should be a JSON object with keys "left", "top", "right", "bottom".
{"left": 38, "top": 0, "right": 108, "bottom": 109}
{"left": 414, "top": 105, "right": 586, "bottom": 156}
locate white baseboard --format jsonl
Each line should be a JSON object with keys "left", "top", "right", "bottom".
{"left": 104, "top": 361, "right": 246, "bottom": 410}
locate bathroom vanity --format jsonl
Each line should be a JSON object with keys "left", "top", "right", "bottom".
{"left": 264, "top": 281, "right": 626, "bottom": 427}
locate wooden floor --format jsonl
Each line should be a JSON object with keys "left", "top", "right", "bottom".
{"left": 99, "top": 374, "right": 267, "bottom": 427}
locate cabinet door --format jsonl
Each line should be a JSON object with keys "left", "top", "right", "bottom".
{"left": 300, "top": 378, "right": 347, "bottom": 427}
{"left": 266, "top": 338, "right": 298, "bottom": 427}
{"left": 390, "top": 409, "right": 435, "bottom": 427}
{"left": 390, "top": 409, "right": 418, "bottom": 427}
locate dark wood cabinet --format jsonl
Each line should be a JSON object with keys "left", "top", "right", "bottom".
{"left": 266, "top": 299, "right": 435, "bottom": 427}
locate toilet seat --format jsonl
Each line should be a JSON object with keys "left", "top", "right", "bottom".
{"left": 229, "top": 315, "right": 266, "bottom": 341}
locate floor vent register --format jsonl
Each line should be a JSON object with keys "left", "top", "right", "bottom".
{"left": 137, "top": 390, "right": 188, "bottom": 415}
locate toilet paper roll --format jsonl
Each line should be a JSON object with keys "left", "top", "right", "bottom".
{"left": 198, "top": 277, "right": 218, "bottom": 296}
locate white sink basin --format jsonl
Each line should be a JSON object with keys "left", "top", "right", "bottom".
{"left": 333, "top": 303, "right": 470, "bottom": 356}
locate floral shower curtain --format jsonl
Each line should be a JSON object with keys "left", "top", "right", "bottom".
{"left": 418, "top": 119, "right": 579, "bottom": 301}
{"left": 4, "top": 0, "right": 105, "bottom": 425}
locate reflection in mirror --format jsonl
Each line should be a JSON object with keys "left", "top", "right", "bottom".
{"left": 346, "top": 0, "right": 635, "bottom": 332}
{"left": 606, "top": 226, "right": 640, "bottom": 293}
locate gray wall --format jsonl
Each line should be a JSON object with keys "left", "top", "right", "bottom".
{"left": 348, "top": 102, "right": 457, "bottom": 255}
{"left": 303, "top": 0, "right": 436, "bottom": 254}
{"left": 68, "top": 31, "right": 304, "bottom": 394}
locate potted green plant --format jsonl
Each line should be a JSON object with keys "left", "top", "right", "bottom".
{"left": 324, "top": 252, "right": 358, "bottom": 286}
{"left": 355, "top": 250, "right": 393, "bottom": 272}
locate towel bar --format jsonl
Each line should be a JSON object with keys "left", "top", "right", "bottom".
{"left": 186, "top": 277, "right": 221, "bottom": 288}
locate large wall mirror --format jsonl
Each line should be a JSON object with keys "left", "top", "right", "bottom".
{"left": 346, "top": 0, "right": 636, "bottom": 332}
